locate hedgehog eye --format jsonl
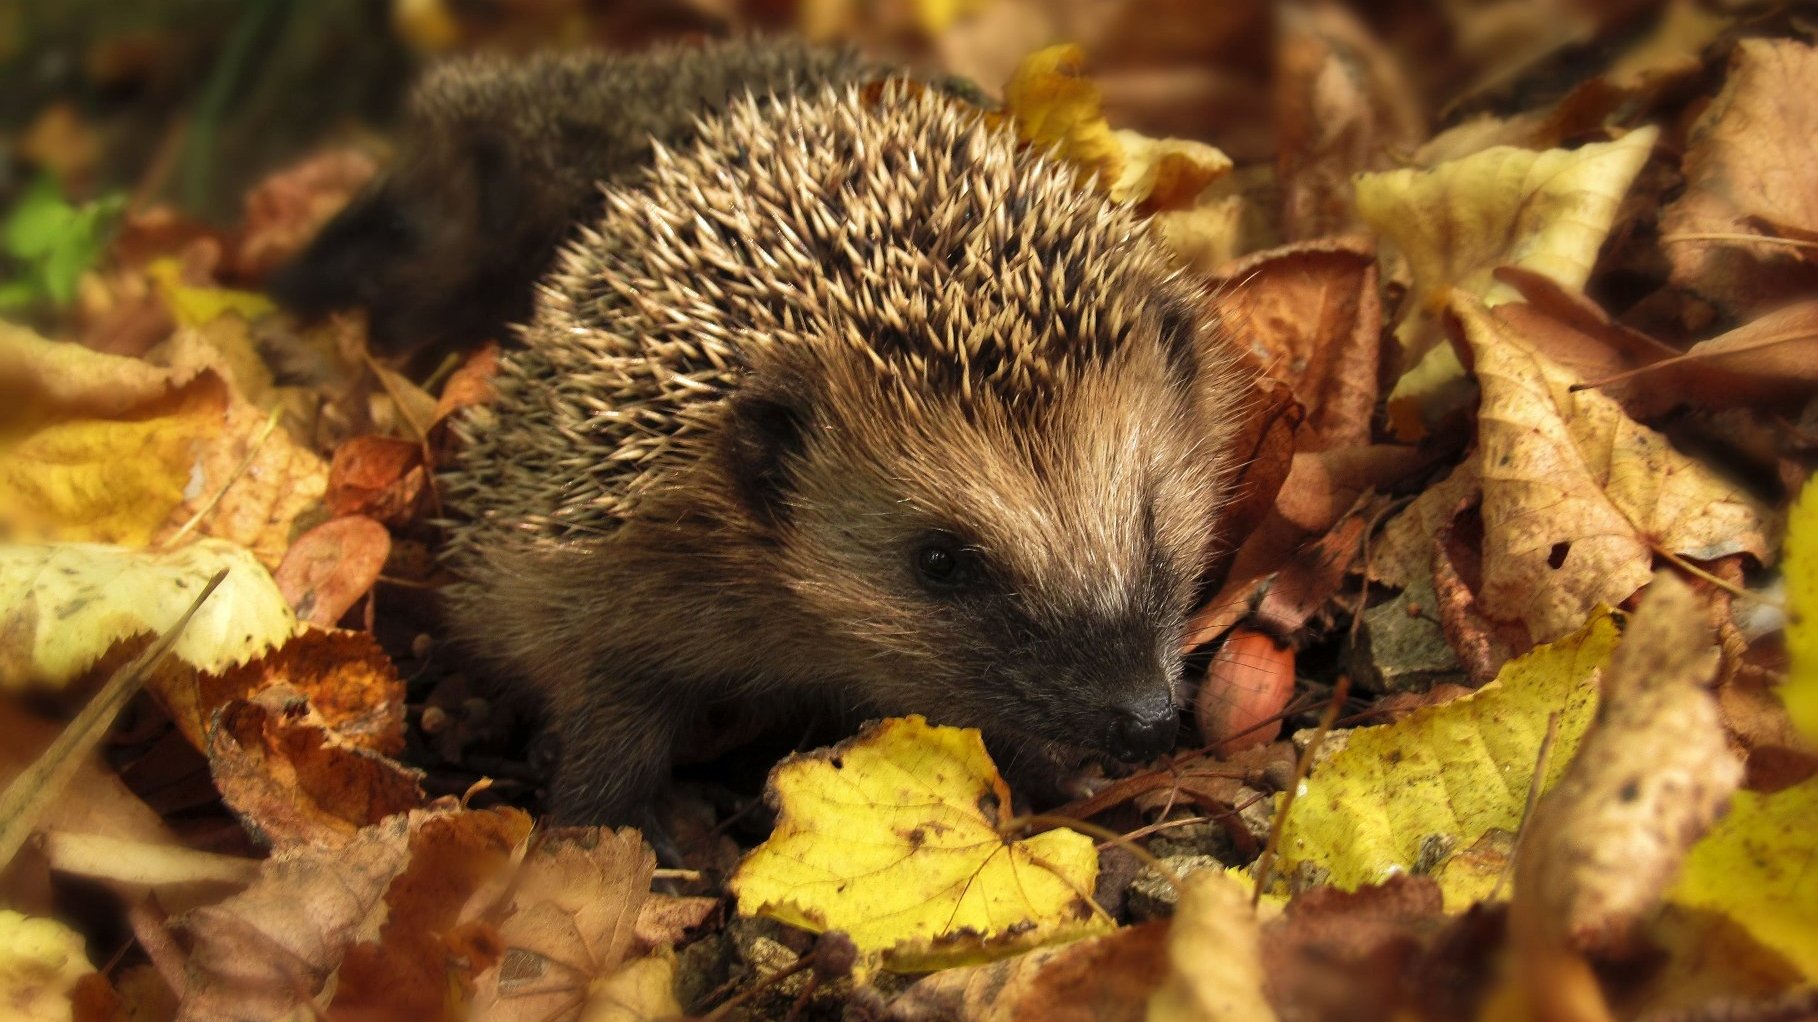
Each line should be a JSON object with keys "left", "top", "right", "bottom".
{"left": 912, "top": 533, "right": 976, "bottom": 594}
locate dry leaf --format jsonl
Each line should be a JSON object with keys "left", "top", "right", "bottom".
{"left": 326, "top": 436, "right": 428, "bottom": 524}
{"left": 1147, "top": 870, "right": 1277, "bottom": 1022}
{"left": 886, "top": 922, "right": 1169, "bottom": 1022}
{"left": 207, "top": 691, "right": 424, "bottom": 847}
{"left": 1661, "top": 38, "right": 1818, "bottom": 315}
{"left": 272, "top": 516, "right": 391, "bottom": 628}
{"left": 1457, "top": 294, "right": 1775, "bottom": 643}
{"left": 1210, "top": 238, "right": 1383, "bottom": 450}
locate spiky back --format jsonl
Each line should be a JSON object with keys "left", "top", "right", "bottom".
{"left": 441, "top": 82, "right": 1190, "bottom": 561}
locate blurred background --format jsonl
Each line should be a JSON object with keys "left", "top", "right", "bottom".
{"left": 0, "top": 0, "right": 1713, "bottom": 220}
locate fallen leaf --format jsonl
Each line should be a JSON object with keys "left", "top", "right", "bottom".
{"left": 1783, "top": 477, "right": 1818, "bottom": 742}
{"left": 1261, "top": 876, "right": 1450, "bottom": 1022}
{"left": 1670, "top": 777, "right": 1818, "bottom": 979}
{"left": 1147, "top": 869, "right": 1277, "bottom": 1022}
{"left": 1276, "top": 611, "right": 1621, "bottom": 906}
{"left": 729, "top": 715, "right": 1111, "bottom": 972}
{"left": 1356, "top": 126, "right": 1657, "bottom": 431}
{"left": 0, "top": 540, "right": 295, "bottom": 692}
{"left": 577, "top": 949, "right": 681, "bottom": 1022}
{"left": 1108, "top": 130, "right": 1232, "bottom": 213}
{"left": 1002, "top": 44, "right": 1126, "bottom": 190}
{"left": 1513, "top": 572, "right": 1740, "bottom": 959}
{"left": 207, "top": 691, "right": 424, "bottom": 847}
{"left": 272, "top": 516, "right": 391, "bottom": 628}
{"left": 326, "top": 436, "right": 428, "bottom": 524}
{"left": 234, "top": 149, "right": 379, "bottom": 281}
{"left": 0, "top": 910, "right": 103, "bottom": 1022}
{"left": 467, "top": 827, "right": 657, "bottom": 1021}
{"left": 1456, "top": 294, "right": 1775, "bottom": 643}
{"left": 884, "top": 922, "right": 1168, "bottom": 1022}
{"left": 1210, "top": 238, "right": 1383, "bottom": 450}
{"left": 0, "top": 323, "right": 227, "bottom": 548}
{"left": 1660, "top": 38, "right": 1818, "bottom": 315}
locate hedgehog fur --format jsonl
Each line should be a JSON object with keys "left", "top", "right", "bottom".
{"left": 439, "top": 74, "right": 1251, "bottom": 825}
{"left": 271, "top": 37, "right": 877, "bottom": 357}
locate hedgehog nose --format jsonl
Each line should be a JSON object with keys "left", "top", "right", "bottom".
{"left": 1107, "top": 695, "right": 1179, "bottom": 762}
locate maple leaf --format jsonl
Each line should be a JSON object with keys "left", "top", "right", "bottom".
{"left": 729, "top": 715, "right": 1110, "bottom": 972}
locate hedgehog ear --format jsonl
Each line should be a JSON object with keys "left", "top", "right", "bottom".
{"left": 724, "top": 384, "right": 812, "bottom": 527}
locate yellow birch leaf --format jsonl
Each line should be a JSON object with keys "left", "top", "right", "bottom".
{"left": 1670, "top": 778, "right": 1818, "bottom": 979}
{"left": 1356, "top": 126, "right": 1657, "bottom": 434}
{"left": 0, "top": 540, "right": 296, "bottom": 691}
{"left": 1275, "top": 611, "right": 1621, "bottom": 906}
{"left": 0, "top": 910, "right": 100, "bottom": 1022}
{"left": 1783, "top": 477, "right": 1818, "bottom": 742}
{"left": 729, "top": 715, "right": 1110, "bottom": 972}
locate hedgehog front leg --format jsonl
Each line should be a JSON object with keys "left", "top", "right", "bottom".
{"left": 545, "top": 676, "right": 691, "bottom": 827}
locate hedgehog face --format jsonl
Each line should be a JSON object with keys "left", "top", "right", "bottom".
{"left": 735, "top": 323, "right": 1238, "bottom": 762}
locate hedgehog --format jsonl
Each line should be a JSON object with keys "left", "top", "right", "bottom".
{"left": 270, "top": 38, "right": 878, "bottom": 357}
{"left": 435, "top": 61, "right": 1253, "bottom": 826}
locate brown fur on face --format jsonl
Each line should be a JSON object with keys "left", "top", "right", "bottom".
{"left": 440, "top": 75, "right": 1252, "bottom": 825}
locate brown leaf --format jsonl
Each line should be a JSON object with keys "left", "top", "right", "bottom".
{"left": 272, "top": 516, "right": 392, "bottom": 629}
{"left": 467, "top": 827, "right": 658, "bottom": 1021}
{"left": 1275, "top": 4, "right": 1425, "bottom": 240}
{"left": 327, "top": 436, "right": 429, "bottom": 524}
{"left": 1661, "top": 38, "right": 1818, "bottom": 315}
{"left": 1262, "top": 876, "right": 1448, "bottom": 1022}
{"left": 1456, "top": 294, "right": 1775, "bottom": 643}
{"left": 1510, "top": 573, "right": 1743, "bottom": 1017}
{"left": 1149, "top": 870, "right": 1277, "bottom": 1022}
{"left": 207, "top": 692, "right": 424, "bottom": 847}
{"left": 1211, "top": 238, "right": 1384, "bottom": 450}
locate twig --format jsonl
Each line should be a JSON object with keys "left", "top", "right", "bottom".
{"left": 0, "top": 570, "right": 228, "bottom": 870}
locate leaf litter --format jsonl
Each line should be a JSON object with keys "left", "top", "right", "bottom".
{"left": 2, "top": 3, "right": 1817, "bottom": 1021}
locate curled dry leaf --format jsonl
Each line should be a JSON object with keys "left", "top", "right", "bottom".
{"left": 234, "top": 149, "right": 379, "bottom": 281}
{"left": 729, "top": 715, "right": 1109, "bottom": 972}
{"left": 1261, "top": 876, "right": 1449, "bottom": 1022}
{"left": 1210, "top": 238, "right": 1383, "bottom": 451}
{"left": 1146, "top": 870, "right": 1277, "bottom": 1022}
{"left": 272, "top": 516, "right": 392, "bottom": 629}
{"left": 0, "top": 910, "right": 104, "bottom": 1022}
{"left": 160, "top": 626, "right": 406, "bottom": 755}
{"left": 1660, "top": 38, "right": 1818, "bottom": 315}
{"left": 327, "top": 435, "right": 429, "bottom": 524}
{"left": 1454, "top": 294, "right": 1774, "bottom": 644}
{"left": 206, "top": 690, "right": 424, "bottom": 847}
{"left": 1199, "top": 627, "right": 1296, "bottom": 757}
{"left": 176, "top": 806, "right": 534, "bottom": 1022}
{"left": 0, "top": 540, "right": 295, "bottom": 693}
{"left": 1513, "top": 572, "right": 1740, "bottom": 959}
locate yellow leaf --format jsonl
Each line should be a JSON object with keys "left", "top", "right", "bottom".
{"left": 147, "top": 258, "right": 276, "bottom": 329}
{"left": 1003, "top": 44, "right": 1125, "bottom": 190}
{"left": 1671, "top": 778, "right": 1818, "bottom": 979}
{"left": 1783, "top": 477, "right": 1818, "bottom": 742}
{"left": 0, "top": 324, "right": 227, "bottom": 548}
{"left": 0, "top": 910, "right": 99, "bottom": 1022}
{"left": 0, "top": 540, "right": 296, "bottom": 692}
{"left": 729, "top": 715, "right": 1110, "bottom": 972}
{"left": 1357, "top": 127, "right": 1657, "bottom": 432}
{"left": 1001, "top": 47, "right": 1232, "bottom": 215}
{"left": 1276, "top": 612, "right": 1621, "bottom": 907}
